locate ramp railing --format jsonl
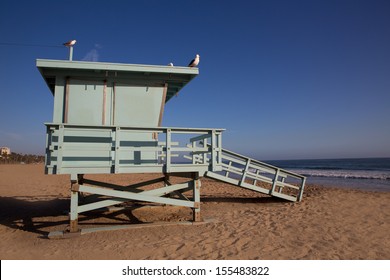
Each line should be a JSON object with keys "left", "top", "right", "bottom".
{"left": 190, "top": 142, "right": 306, "bottom": 202}
{"left": 45, "top": 123, "right": 224, "bottom": 176}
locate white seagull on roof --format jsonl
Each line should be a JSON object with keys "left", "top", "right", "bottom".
{"left": 63, "top": 39, "right": 77, "bottom": 47}
{"left": 188, "top": 54, "right": 200, "bottom": 67}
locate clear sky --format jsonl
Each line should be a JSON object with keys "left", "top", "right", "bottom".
{"left": 0, "top": 0, "right": 389, "bottom": 160}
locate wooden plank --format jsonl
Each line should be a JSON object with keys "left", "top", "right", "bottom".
{"left": 271, "top": 191, "right": 297, "bottom": 202}
{"left": 82, "top": 177, "right": 164, "bottom": 191}
{"left": 205, "top": 172, "right": 271, "bottom": 195}
{"left": 275, "top": 181, "right": 300, "bottom": 190}
{"left": 62, "top": 161, "right": 112, "bottom": 168}
{"left": 205, "top": 172, "right": 240, "bottom": 186}
{"left": 221, "top": 162, "right": 243, "bottom": 174}
{"left": 78, "top": 198, "right": 128, "bottom": 213}
{"left": 249, "top": 163, "right": 277, "bottom": 175}
{"left": 189, "top": 133, "right": 211, "bottom": 143}
{"left": 222, "top": 154, "right": 247, "bottom": 166}
{"left": 222, "top": 167, "right": 243, "bottom": 177}
{"left": 61, "top": 150, "right": 111, "bottom": 157}
{"left": 62, "top": 143, "right": 112, "bottom": 149}
{"left": 63, "top": 128, "right": 112, "bottom": 137}
{"left": 240, "top": 180, "right": 272, "bottom": 194}
{"left": 245, "top": 172, "right": 273, "bottom": 184}
{"left": 45, "top": 122, "right": 224, "bottom": 133}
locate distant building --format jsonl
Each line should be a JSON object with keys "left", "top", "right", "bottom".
{"left": 0, "top": 147, "right": 11, "bottom": 156}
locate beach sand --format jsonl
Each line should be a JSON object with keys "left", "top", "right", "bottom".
{"left": 0, "top": 164, "right": 389, "bottom": 260}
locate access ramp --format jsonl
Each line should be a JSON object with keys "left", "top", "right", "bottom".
{"left": 194, "top": 146, "right": 306, "bottom": 202}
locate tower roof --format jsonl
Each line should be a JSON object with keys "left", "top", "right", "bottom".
{"left": 36, "top": 59, "right": 199, "bottom": 103}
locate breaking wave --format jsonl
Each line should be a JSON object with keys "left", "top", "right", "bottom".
{"left": 290, "top": 169, "right": 390, "bottom": 180}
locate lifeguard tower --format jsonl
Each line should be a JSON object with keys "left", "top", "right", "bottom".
{"left": 37, "top": 58, "right": 305, "bottom": 237}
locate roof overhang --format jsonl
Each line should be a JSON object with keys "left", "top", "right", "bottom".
{"left": 36, "top": 59, "right": 199, "bottom": 103}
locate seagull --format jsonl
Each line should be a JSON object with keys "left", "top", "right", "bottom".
{"left": 63, "top": 39, "right": 77, "bottom": 47}
{"left": 188, "top": 54, "right": 200, "bottom": 67}
{"left": 168, "top": 62, "right": 174, "bottom": 66}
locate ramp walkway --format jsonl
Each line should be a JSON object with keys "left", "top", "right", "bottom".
{"left": 191, "top": 145, "right": 306, "bottom": 202}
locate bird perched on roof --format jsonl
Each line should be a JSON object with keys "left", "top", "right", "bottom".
{"left": 63, "top": 39, "right": 77, "bottom": 47}
{"left": 188, "top": 54, "right": 200, "bottom": 67}
{"left": 168, "top": 62, "right": 174, "bottom": 66}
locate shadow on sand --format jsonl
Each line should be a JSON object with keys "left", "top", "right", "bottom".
{"left": 0, "top": 196, "right": 146, "bottom": 238}
{"left": 0, "top": 194, "right": 288, "bottom": 237}
{"left": 0, "top": 196, "right": 69, "bottom": 237}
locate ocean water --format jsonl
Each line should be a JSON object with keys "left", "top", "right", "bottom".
{"left": 264, "top": 158, "right": 390, "bottom": 192}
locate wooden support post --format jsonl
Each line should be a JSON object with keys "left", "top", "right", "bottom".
{"left": 211, "top": 130, "right": 217, "bottom": 169}
{"left": 166, "top": 129, "right": 172, "bottom": 173}
{"left": 240, "top": 158, "right": 251, "bottom": 186}
{"left": 298, "top": 177, "right": 306, "bottom": 202}
{"left": 69, "top": 174, "right": 80, "bottom": 233}
{"left": 270, "top": 169, "right": 280, "bottom": 195}
{"left": 253, "top": 169, "right": 260, "bottom": 186}
{"left": 164, "top": 174, "right": 171, "bottom": 186}
{"left": 202, "top": 138, "right": 208, "bottom": 164}
{"left": 216, "top": 131, "right": 222, "bottom": 165}
{"left": 279, "top": 176, "right": 286, "bottom": 193}
{"left": 102, "top": 80, "right": 107, "bottom": 125}
{"left": 69, "top": 193, "right": 78, "bottom": 232}
{"left": 225, "top": 161, "right": 232, "bottom": 177}
{"left": 114, "top": 127, "right": 120, "bottom": 173}
{"left": 192, "top": 173, "right": 202, "bottom": 222}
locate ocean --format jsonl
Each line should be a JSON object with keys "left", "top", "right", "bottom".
{"left": 264, "top": 157, "right": 390, "bottom": 192}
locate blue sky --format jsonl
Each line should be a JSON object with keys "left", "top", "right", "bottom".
{"left": 0, "top": 0, "right": 389, "bottom": 160}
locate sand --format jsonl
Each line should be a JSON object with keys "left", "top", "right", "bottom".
{"left": 0, "top": 164, "right": 389, "bottom": 260}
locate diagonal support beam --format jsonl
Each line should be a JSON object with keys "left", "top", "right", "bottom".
{"left": 78, "top": 197, "right": 128, "bottom": 214}
{"left": 78, "top": 184, "right": 195, "bottom": 208}
{"left": 77, "top": 183, "right": 194, "bottom": 214}
{"left": 142, "top": 182, "right": 193, "bottom": 197}
{"left": 81, "top": 177, "right": 165, "bottom": 192}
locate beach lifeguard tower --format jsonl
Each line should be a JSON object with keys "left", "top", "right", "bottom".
{"left": 37, "top": 58, "right": 305, "bottom": 237}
